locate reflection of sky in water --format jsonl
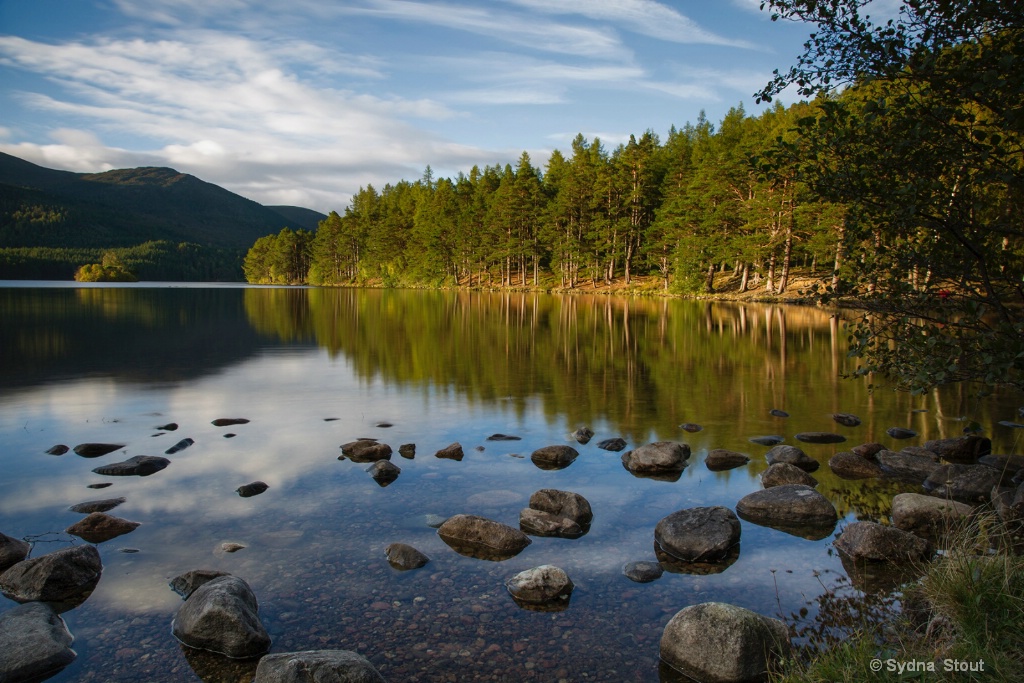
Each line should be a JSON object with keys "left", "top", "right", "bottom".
{"left": 2, "top": 288, "right": 1022, "bottom": 682}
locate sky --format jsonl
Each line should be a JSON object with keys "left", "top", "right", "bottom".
{"left": 0, "top": 0, "right": 825, "bottom": 214}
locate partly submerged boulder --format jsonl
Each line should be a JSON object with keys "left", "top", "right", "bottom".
{"left": 705, "top": 449, "right": 751, "bottom": 471}
{"left": 736, "top": 485, "right": 837, "bottom": 539}
{"left": 91, "top": 455, "right": 170, "bottom": 476}
{"left": 834, "top": 521, "right": 933, "bottom": 564}
{"left": 764, "top": 445, "right": 819, "bottom": 472}
{"left": 0, "top": 532, "right": 31, "bottom": 573}
{"left": 254, "top": 650, "right": 385, "bottom": 683}
{"left": 923, "top": 435, "right": 991, "bottom": 464}
{"left": 384, "top": 543, "right": 430, "bottom": 571}
{"left": 530, "top": 445, "right": 579, "bottom": 470}
{"left": 622, "top": 442, "right": 690, "bottom": 478}
{"left": 0, "top": 602, "right": 76, "bottom": 683}
{"left": 654, "top": 507, "right": 741, "bottom": 564}
{"left": 922, "top": 464, "right": 1002, "bottom": 504}
{"left": 891, "top": 493, "right": 973, "bottom": 539}
{"left": 171, "top": 575, "right": 271, "bottom": 659}
{"left": 761, "top": 462, "right": 818, "bottom": 489}
{"left": 437, "top": 514, "right": 531, "bottom": 561}
{"left": 829, "top": 451, "right": 883, "bottom": 480}
{"left": 65, "top": 512, "right": 140, "bottom": 544}
{"left": 505, "top": 565, "right": 574, "bottom": 610}
{"left": 0, "top": 544, "right": 102, "bottom": 608}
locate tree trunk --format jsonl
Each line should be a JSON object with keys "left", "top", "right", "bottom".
{"left": 739, "top": 262, "right": 750, "bottom": 293}
{"left": 704, "top": 262, "right": 716, "bottom": 293}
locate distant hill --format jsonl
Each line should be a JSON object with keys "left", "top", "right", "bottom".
{"left": 0, "top": 152, "right": 328, "bottom": 280}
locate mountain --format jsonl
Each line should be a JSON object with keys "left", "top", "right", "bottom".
{"left": 268, "top": 205, "right": 328, "bottom": 232}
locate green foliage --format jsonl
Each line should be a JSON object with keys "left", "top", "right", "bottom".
{"left": 74, "top": 251, "right": 138, "bottom": 282}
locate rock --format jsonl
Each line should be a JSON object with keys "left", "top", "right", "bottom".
{"left": 891, "top": 493, "right": 973, "bottom": 538}
{"left": 367, "top": 461, "right": 400, "bottom": 486}
{"left": 46, "top": 444, "right": 69, "bottom": 455}
{"left": 900, "top": 446, "right": 939, "bottom": 458}
{"left": 519, "top": 509, "right": 584, "bottom": 538}
{"left": 398, "top": 443, "right": 416, "bottom": 459}
{"left": 375, "top": 421, "right": 393, "bottom": 428}
{"left": 886, "top": 427, "right": 917, "bottom": 439}
{"left": 764, "top": 444, "right": 819, "bottom": 472}
{"left": 923, "top": 436, "right": 991, "bottom": 463}
{"left": 435, "top": 442, "right": 464, "bottom": 461}
{"left": 749, "top": 435, "right": 784, "bottom": 446}
{"left": 660, "top": 602, "right": 790, "bottom": 683}
{"left": 922, "top": 464, "right": 1002, "bottom": 504}
{"left": 654, "top": 507, "right": 741, "bottom": 564}
{"left": 992, "top": 484, "right": 1024, "bottom": 524}
{"left": 236, "top": 481, "right": 269, "bottom": 497}
{"left": 170, "top": 569, "right": 231, "bottom": 599}
{"left": 340, "top": 440, "right": 392, "bottom": 463}
{"left": 65, "top": 512, "right": 140, "bottom": 543}
{"left": 769, "top": 409, "right": 789, "bottom": 418}
{"left": 171, "top": 575, "right": 271, "bottom": 658}
{"left": 165, "top": 437, "right": 194, "bottom": 455}
{"left": 704, "top": 449, "right": 750, "bottom": 471}
{"left": 91, "top": 455, "right": 170, "bottom": 476}
{"left": 852, "top": 442, "right": 886, "bottom": 459}
{"left": 68, "top": 497, "right": 126, "bottom": 514}
{"left": 505, "top": 565, "right": 573, "bottom": 608}
{"left": 596, "top": 437, "right": 627, "bottom": 452}
{"left": 155, "top": 422, "right": 179, "bottom": 431}
{"left": 736, "top": 485, "right": 838, "bottom": 538}
{"left": 220, "top": 542, "right": 246, "bottom": 553}
{"left": 623, "top": 561, "right": 664, "bottom": 583}
{"left": 86, "top": 483, "right": 112, "bottom": 489}
{"left": 978, "top": 454, "right": 1024, "bottom": 476}
{"left": 72, "top": 443, "right": 125, "bottom": 458}
{"left": 571, "top": 427, "right": 594, "bottom": 444}
{"left": 254, "top": 650, "right": 386, "bottom": 683}
{"left": 424, "top": 514, "right": 447, "bottom": 528}
{"left": 0, "top": 532, "right": 30, "bottom": 573}
{"left": 0, "top": 602, "right": 76, "bottom": 682}
{"left": 834, "top": 521, "right": 932, "bottom": 564}
{"left": 679, "top": 423, "right": 703, "bottom": 433}
{"left": 0, "top": 544, "right": 102, "bottom": 606}
{"left": 828, "top": 451, "right": 883, "bottom": 479}
{"left": 530, "top": 445, "right": 578, "bottom": 470}
{"left": 621, "top": 442, "right": 690, "bottom": 478}
{"left": 760, "top": 462, "right": 818, "bottom": 488}
{"left": 486, "top": 433, "right": 521, "bottom": 441}
{"left": 795, "top": 432, "right": 847, "bottom": 444}
{"left": 877, "top": 450, "right": 942, "bottom": 484}
{"left": 437, "top": 514, "right": 531, "bottom": 561}
{"left": 832, "top": 413, "right": 862, "bottom": 427}
{"left": 528, "top": 489, "right": 593, "bottom": 527}
{"left": 385, "top": 543, "right": 429, "bottom": 571}
{"left": 212, "top": 418, "right": 250, "bottom": 427}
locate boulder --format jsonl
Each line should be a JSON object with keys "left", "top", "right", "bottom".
{"left": 0, "top": 544, "right": 102, "bottom": 606}
{"left": 978, "top": 454, "right": 1024, "bottom": 477}
{"left": 366, "top": 461, "right": 400, "bottom": 486}
{"left": 384, "top": 543, "right": 429, "bottom": 571}
{"left": 596, "top": 437, "right": 627, "bottom": 452}
{"left": 434, "top": 442, "right": 464, "bottom": 461}
{"left": 170, "top": 569, "right": 231, "bottom": 599}
{"left": 505, "top": 565, "right": 574, "bottom": 608}
{"left": 877, "top": 450, "right": 942, "bottom": 484}
{"left": 165, "top": 438, "right": 195, "bottom": 455}
{"left": 340, "top": 440, "right": 392, "bottom": 463}
{"left": 891, "top": 493, "right": 973, "bottom": 538}
{"left": 528, "top": 489, "right": 592, "bottom": 526}
{"left": 886, "top": 427, "right": 917, "bottom": 439}
{"left": 832, "top": 413, "right": 862, "bottom": 427}
{"left": 72, "top": 443, "right": 125, "bottom": 457}
{"left": 852, "top": 442, "right": 885, "bottom": 459}
{"left": 705, "top": 449, "right": 750, "bottom": 471}
{"left": 236, "top": 481, "right": 269, "bottom": 497}
{"left": 654, "top": 507, "right": 741, "bottom": 564}
{"left": 922, "top": 464, "right": 1002, "bottom": 504}
{"left": 68, "top": 497, "right": 126, "bottom": 514}
{"left": 437, "top": 514, "right": 531, "bottom": 560}
{"left": 660, "top": 602, "right": 790, "bottom": 683}
{"left": 530, "top": 445, "right": 578, "bottom": 470}
{"left": 795, "top": 432, "right": 847, "bottom": 444}
{"left": 571, "top": 427, "right": 594, "bottom": 444}
{"left": 735, "top": 485, "right": 837, "bottom": 538}
{"left": 65, "top": 512, "right": 140, "bottom": 544}
{"left": 623, "top": 561, "right": 664, "bottom": 583}
{"left": 622, "top": 442, "right": 690, "bottom": 478}
{"left": 923, "top": 436, "right": 991, "bottom": 464}
{"left": 91, "top": 455, "right": 170, "bottom": 476}
{"left": 46, "top": 444, "right": 69, "bottom": 455}
{"left": 992, "top": 484, "right": 1024, "bottom": 524}
{"left": 171, "top": 575, "right": 271, "bottom": 658}
{"left": 0, "top": 602, "right": 76, "bottom": 682}
{"left": 398, "top": 443, "right": 416, "bottom": 459}
{"left": 749, "top": 435, "right": 784, "bottom": 446}
{"left": 764, "top": 444, "right": 819, "bottom": 472}
{"left": 900, "top": 446, "right": 939, "bottom": 458}
{"left": 254, "top": 650, "right": 385, "bottom": 683}
{"left": 828, "top": 451, "right": 883, "bottom": 480}
{"left": 834, "top": 521, "right": 932, "bottom": 564}
{"left": 761, "top": 462, "right": 818, "bottom": 488}
{"left": 519, "top": 509, "right": 584, "bottom": 538}
{"left": 0, "top": 532, "right": 31, "bottom": 573}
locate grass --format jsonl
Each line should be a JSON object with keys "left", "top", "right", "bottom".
{"left": 774, "top": 513, "right": 1024, "bottom": 682}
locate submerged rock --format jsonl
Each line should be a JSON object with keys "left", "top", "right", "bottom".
{"left": 170, "top": 569, "right": 232, "bottom": 599}
{"left": 596, "top": 437, "right": 627, "bottom": 452}
{"left": 171, "top": 575, "right": 271, "bottom": 659}
{"left": 385, "top": 543, "right": 430, "bottom": 571}
{"left": 46, "top": 444, "right": 69, "bottom": 455}
{"left": 236, "top": 482, "right": 269, "bottom": 498}
{"left": 571, "top": 427, "right": 594, "bottom": 444}
{"left": 68, "top": 497, "right": 126, "bottom": 514}
{"left": 0, "top": 532, "right": 30, "bottom": 573}
{"left": 367, "top": 460, "right": 401, "bottom": 486}
{"left": 530, "top": 445, "right": 578, "bottom": 470}
{"left": 91, "top": 455, "right": 170, "bottom": 476}
{"left": 506, "top": 565, "right": 574, "bottom": 610}
{"left": 654, "top": 507, "right": 740, "bottom": 564}
{"left": 0, "top": 602, "right": 76, "bottom": 683}
{"left": 832, "top": 413, "right": 862, "bottom": 427}
{"left": 886, "top": 427, "right": 917, "bottom": 439}
{"left": 73, "top": 443, "right": 125, "bottom": 458}
{"left": 749, "top": 435, "right": 785, "bottom": 447}
{"left": 165, "top": 438, "right": 195, "bottom": 455}
{"left": 761, "top": 462, "right": 818, "bottom": 488}
{"left": 764, "top": 444, "right": 819, "bottom": 472}
{"left": 679, "top": 423, "right": 703, "bottom": 433}
{"left": 65, "top": 512, "right": 140, "bottom": 544}
{"left": 0, "top": 544, "right": 102, "bottom": 607}
{"left": 435, "top": 442, "right": 464, "bottom": 461}
{"left": 437, "top": 514, "right": 531, "bottom": 561}
{"left": 705, "top": 449, "right": 750, "bottom": 471}
{"left": 254, "top": 650, "right": 386, "bottom": 683}
{"left": 623, "top": 561, "right": 664, "bottom": 583}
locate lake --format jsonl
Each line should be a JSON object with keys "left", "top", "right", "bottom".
{"left": 1, "top": 283, "right": 1021, "bottom": 682}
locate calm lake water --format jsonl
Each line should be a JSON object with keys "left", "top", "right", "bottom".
{"left": 1, "top": 283, "right": 1021, "bottom": 682}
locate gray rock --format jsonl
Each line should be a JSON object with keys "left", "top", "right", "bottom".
{"left": 828, "top": 451, "right": 883, "bottom": 480}
{"left": 877, "top": 450, "right": 942, "bottom": 484}
{"left": 705, "top": 449, "right": 750, "bottom": 471}
{"left": 65, "top": 512, "right": 140, "bottom": 544}
{"left": 0, "top": 532, "right": 31, "bottom": 573}
{"left": 852, "top": 442, "right": 885, "bottom": 459}
{"left": 68, "top": 497, "right": 126, "bottom": 514}
{"left": 923, "top": 436, "right": 991, "bottom": 463}
{"left": 212, "top": 418, "right": 250, "bottom": 426}
{"left": 530, "top": 445, "right": 578, "bottom": 470}
{"left": 519, "top": 509, "right": 584, "bottom": 538}
{"left": 384, "top": 543, "right": 429, "bottom": 571}
{"left": 366, "top": 460, "right": 400, "bottom": 486}
{"left": 170, "top": 569, "right": 232, "bottom": 599}
{"left": 340, "top": 440, "right": 392, "bottom": 463}
{"left": 72, "top": 443, "right": 125, "bottom": 457}
{"left": 623, "top": 561, "right": 664, "bottom": 583}
{"left": 165, "top": 437, "right": 195, "bottom": 455}
{"left": 437, "top": 514, "right": 531, "bottom": 560}
{"left": 660, "top": 602, "right": 790, "bottom": 683}
{"left": 621, "top": 442, "right": 690, "bottom": 477}
{"left": 434, "top": 442, "right": 464, "bottom": 461}
{"left": 0, "top": 602, "right": 76, "bottom": 682}
{"left": 891, "top": 493, "right": 973, "bottom": 538}
{"left": 795, "top": 432, "right": 847, "bottom": 444}
{"left": 834, "top": 521, "right": 932, "bottom": 563}
{"left": 978, "top": 454, "right": 1024, "bottom": 476}
{"left": 596, "top": 437, "right": 627, "bottom": 452}
{"left": 505, "top": 565, "right": 574, "bottom": 606}
{"left": 922, "top": 464, "right": 1002, "bottom": 504}
{"left": 832, "top": 413, "right": 862, "bottom": 427}
{"left": 46, "top": 444, "right": 69, "bottom": 455}
{"left": 171, "top": 575, "right": 271, "bottom": 658}
{"left": 764, "top": 444, "right": 819, "bottom": 472}
{"left": 654, "top": 507, "right": 741, "bottom": 564}
{"left": 398, "top": 443, "right": 416, "bottom": 459}
{"left": 900, "top": 445, "right": 939, "bottom": 458}
{"left": 571, "top": 427, "right": 594, "bottom": 444}
{"left": 760, "top": 462, "right": 818, "bottom": 488}
{"left": 0, "top": 544, "right": 102, "bottom": 606}
{"left": 236, "top": 481, "right": 269, "bottom": 497}
{"left": 254, "top": 650, "right": 385, "bottom": 683}
{"left": 736, "top": 485, "right": 837, "bottom": 530}
{"left": 886, "top": 427, "right": 917, "bottom": 439}
{"left": 749, "top": 435, "right": 784, "bottom": 446}
{"left": 91, "top": 455, "right": 170, "bottom": 476}
{"left": 528, "top": 489, "right": 593, "bottom": 527}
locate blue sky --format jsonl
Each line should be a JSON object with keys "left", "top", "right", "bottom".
{"left": 1, "top": 0, "right": 829, "bottom": 213}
